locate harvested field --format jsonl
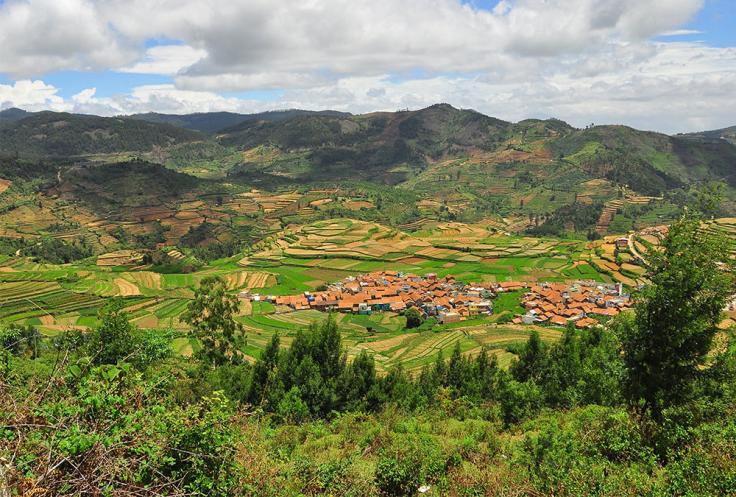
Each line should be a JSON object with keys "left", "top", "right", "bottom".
{"left": 97, "top": 250, "right": 144, "bottom": 266}
{"left": 127, "top": 271, "right": 162, "bottom": 290}
{"left": 114, "top": 277, "right": 141, "bottom": 296}
{"left": 362, "top": 333, "right": 418, "bottom": 353}
{"left": 343, "top": 200, "right": 374, "bottom": 210}
{"left": 224, "top": 271, "right": 274, "bottom": 290}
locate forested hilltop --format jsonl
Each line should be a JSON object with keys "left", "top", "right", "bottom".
{"left": 2, "top": 211, "right": 735, "bottom": 495}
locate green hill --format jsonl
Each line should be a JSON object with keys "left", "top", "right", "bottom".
{"left": 678, "top": 125, "right": 736, "bottom": 146}
{"left": 130, "top": 109, "right": 351, "bottom": 133}
{"left": 551, "top": 125, "right": 736, "bottom": 194}
{"left": 220, "top": 103, "right": 512, "bottom": 183}
{"left": 2, "top": 104, "right": 736, "bottom": 236}
{"left": 0, "top": 111, "right": 202, "bottom": 157}
{"left": 0, "top": 107, "right": 33, "bottom": 123}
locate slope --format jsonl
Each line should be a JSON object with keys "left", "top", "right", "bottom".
{"left": 220, "top": 103, "right": 512, "bottom": 183}
{"left": 0, "top": 111, "right": 202, "bottom": 157}
{"left": 130, "top": 109, "right": 351, "bottom": 133}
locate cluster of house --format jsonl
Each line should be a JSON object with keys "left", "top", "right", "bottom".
{"left": 513, "top": 281, "right": 631, "bottom": 328}
{"left": 254, "top": 271, "right": 521, "bottom": 323}
{"left": 242, "top": 271, "right": 632, "bottom": 329}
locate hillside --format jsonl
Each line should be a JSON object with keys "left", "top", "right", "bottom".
{"left": 130, "top": 109, "right": 351, "bottom": 133}
{"left": 550, "top": 125, "right": 736, "bottom": 194}
{"left": 217, "top": 106, "right": 736, "bottom": 197}
{"left": 1, "top": 104, "right": 735, "bottom": 237}
{"left": 678, "top": 125, "right": 736, "bottom": 146}
{"left": 0, "top": 111, "right": 202, "bottom": 157}
{"left": 220, "top": 103, "right": 512, "bottom": 183}
{"left": 0, "top": 107, "right": 33, "bottom": 122}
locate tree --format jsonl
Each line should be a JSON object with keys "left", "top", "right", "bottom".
{"left": 248, "top": 334, "right": 281, "bottom": 405}
{"left": 404, "top": 307, "right": 423, "bottom": 329}
{"left": 619, "top": 213, "right": 734, "bottom": 420}
{"left": 183, "top": 276, "right": 245, "bottom": 367}
{"left": 540, "top": 324, "right": 582, "bottom": 407}
{"left": 694, "top": 181, "right": 725, "bottom": 219}
{"left": 88, "top": 300, "right": 136, "bottom": 365}
{"left": 337, "top": 350, "right": 377, "bottom": 411}
{"left": 511, "top": 331, "right": 547, "bottom": 383}
{"left": 268, "top": 315, "right": 347, "bottom": 417}
{"left": 447, "top": 341, "right": 469, "bottom": 393}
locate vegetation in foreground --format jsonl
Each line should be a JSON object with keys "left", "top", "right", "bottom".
{"left": 1, "top": 212, "right": 735, "bottom": 496}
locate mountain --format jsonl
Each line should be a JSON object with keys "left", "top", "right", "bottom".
{"left": 2, "top": 104, "right": 736, "bottom": 236}
{"left": 678, "top": 125, "right": 736, "bottom": 146}
{"left": 50, "top": 159, "right": 201, "bottom": 212}
{"left": 550, "top": 125, "right": 736, "bottom": 194}
{"left": 216, "top": 104, "right": 736, "bottom": 193}
{"left": 219, "top": 103, "right": 513, "bottom": 183}
{"left": 0, "top": 107, "right": 33, "bottom": 123}
{"left": 129, "top": 109, "right": 351, "bottom": 134}
{"left": 0, "top": 111, "right": 202, "bottom": 157}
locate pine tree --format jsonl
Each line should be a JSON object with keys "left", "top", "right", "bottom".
{"left": 183, "top": 276, "right": 245, "bottom": 367}
{"left": 248, "top": 334, "right": 281, "bottom": 405}
{"left": 511, "top": 331, "right": 547, "bottom": 383}
{"left": 619, "top": 213, "right": 734, "bottom": 420}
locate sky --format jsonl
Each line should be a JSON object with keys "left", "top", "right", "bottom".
{"left": 0, "top": 0, "right": 734, "bottom": 133}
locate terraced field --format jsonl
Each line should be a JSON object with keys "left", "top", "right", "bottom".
{"left": 237, "top": 219, "right": 609, "bottom": 296}
{"left": 2, "top": 217, "right": 661, "bottom": 370}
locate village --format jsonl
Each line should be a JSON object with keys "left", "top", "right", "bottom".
{"left": 514, "top": 281, "right": 631, "bottom": 328}
{"left": 242, "top": 271, "right": 632, "bottom": 328}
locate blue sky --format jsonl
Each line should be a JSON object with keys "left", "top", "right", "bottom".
{"left": 0, "top": 0, "right": 734, "bottom": 133}
{"left": 678, "top": 0, "right": 735, "bottom": 47}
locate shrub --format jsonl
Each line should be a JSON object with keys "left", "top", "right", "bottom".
{"left": 375, "top": 455, "right": 421, "bottom": 497}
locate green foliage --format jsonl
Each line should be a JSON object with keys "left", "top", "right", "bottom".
{"left": 618, "top": 213, "right": 735, "bottom": 420}
{"left": 1, "top": 311, "right": 735, "bottom": 495}
{"left": 498, "top": 375, "right": 543, "bottom": 425}
{"left": 404, "top": 307, "right": 423, "bottom": 329}
{"left": 510, "top": 330, "right": 547, "bottom": 383}
{"left": 183, "top": 275, "right": 246, "bottom": 367}
{"left": 375, "top": 454, "right": 421, "bottom": 496}
{"left": 86, "top": 300, "right": 137, "bottom": 365}
{"left": 0, "top": 236, "right": 95, "bottom": 263}
{"left": 160, "top": 392, "right": 239, "bottom": 496}
{"left": 527, "top": 202, "right": 603, "bottom": 236}
{"left": 0, "top": 111, "right": 200, "bottom": 157}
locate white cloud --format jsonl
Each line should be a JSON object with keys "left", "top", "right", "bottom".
{"left": 0, "top": 0, "right": 136, "bottom": 77}
{"left": 660, "top": 29, "right": 702, "bottom": 36}
{"left": 0, "top": 0, "right": 733, "bottom": 133}
{"left": 0, "top": 80, "right": 67, "bottom": 111}
{"left": 0, "top": 0, "right": 706, "bottom": 82}
{"left": 119, "top": 45, "right": 207, "bottom": 75}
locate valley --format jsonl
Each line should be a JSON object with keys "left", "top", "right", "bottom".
{"left": 2, "top": 105, "right": 736, "bottom": 371}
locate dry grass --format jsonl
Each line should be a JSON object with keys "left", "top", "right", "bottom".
{"left": 0, "top": 178, "right": 11, "bottom": 194}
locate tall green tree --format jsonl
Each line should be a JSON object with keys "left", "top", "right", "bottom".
{"left": 619, "top": 213, "right": 734, "bottom": 419}
{"left": 248, "top": 333, "right": 281, "bottom": 405}
{"left": 511, "top": 330, "right": 547, "bottom": 383}
{"left": 183, "top": 276, "right": 245, "bottom": 367}
{"left": 88, "top": 300, "right": 136, "bottom": 365}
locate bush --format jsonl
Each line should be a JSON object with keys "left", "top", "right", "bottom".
{"left": 375, "top": 455, "right": 421, "bottom": 496}
{"left": 404, "top": 307, "right": 423, "bottom": 329}
{"left": 499, "top": 377, "right": 543, "bottom": 425}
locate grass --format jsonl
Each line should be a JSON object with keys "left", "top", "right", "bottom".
{"left": 493, "top": 291, "right": 525, "bottom": 315}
